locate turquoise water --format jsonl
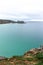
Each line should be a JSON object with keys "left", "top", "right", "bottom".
{"left": 0, "top": 23, "right": 43, "bottom": 57}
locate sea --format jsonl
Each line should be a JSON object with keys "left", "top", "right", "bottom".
{"left": 0, "top": 22, "right": 43, "bottom": 57}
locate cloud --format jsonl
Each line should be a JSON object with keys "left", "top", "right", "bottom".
{"left": 0, "top": 0, "right": 43, "bottom": 21}
{"left": 0, "top": 0, "right": 43, "bottom": 13}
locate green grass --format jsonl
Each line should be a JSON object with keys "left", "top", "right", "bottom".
{"left": 35, "top": 62, "right": 43, "bottom": 65}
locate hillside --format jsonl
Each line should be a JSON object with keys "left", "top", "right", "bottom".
{"left": 0, "top": 19, "right": 25, "bottom": 24}
{"left": 0, "top": 46, "right": 43, "bottom": 65}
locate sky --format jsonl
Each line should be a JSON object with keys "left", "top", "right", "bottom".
{"left": 0, "top": 0, "right": 43, "bottom": 21}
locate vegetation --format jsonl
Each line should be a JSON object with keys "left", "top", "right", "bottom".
{"left": 35, "top": 62, "right": 43, "bottom": 65}
{"left": 0, "top": 19, "right": 25, "bottom": 24}
{"left": 36, "top": 52, "right": 43, "bottom": 59}
{"left": 0, "top": 47, "right": 43, "bottom": 65}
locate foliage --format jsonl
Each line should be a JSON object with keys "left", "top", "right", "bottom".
{"left": 12, "top": 56, "right": 25, "bottom": 61}
{"left": 26, "top": 58, "right": 33, "bottom": 61}
{"left": 36, "top": 52, "right": 43, "bottom": 59}
{"left": 35, "top": 62, "right": 43, "bottom": 65}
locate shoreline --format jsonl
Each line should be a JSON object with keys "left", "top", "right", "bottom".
{"left": 0, "top": 19, "right": 25, "bottom": 24}
{"left": 0, "top": 46, "right": 43, "bottom": 65}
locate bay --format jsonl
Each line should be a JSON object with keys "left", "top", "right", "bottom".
{"left": 0, "top": 22, "right": 43, "bottom": 57}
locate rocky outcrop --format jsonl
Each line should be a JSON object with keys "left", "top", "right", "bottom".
{"left": 0, "top": 56, "right": 7, "bottom": 60}
{"left": 24, "top": 46, "right": 43, "bottom": 58}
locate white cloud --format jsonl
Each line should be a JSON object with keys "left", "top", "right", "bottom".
{"left": 0, "top": 0, "right": 43, "bottom": 20}
{"left": 0, "top": 0, "right": 43, "bottom": 13}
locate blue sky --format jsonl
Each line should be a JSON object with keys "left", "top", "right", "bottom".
{"left": 0, "top": 0, "right": 43, "bottom": 21}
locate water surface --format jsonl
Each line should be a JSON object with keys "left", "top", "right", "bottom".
{"left": 0, "top": 23, "right": 43, "bottom": 57}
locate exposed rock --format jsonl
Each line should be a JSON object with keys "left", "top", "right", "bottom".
{"left": 24, "top": 46, "right": 43, "bottom": 58}
{"left": 0, "top": 56, "right": 7, "bottom": 60}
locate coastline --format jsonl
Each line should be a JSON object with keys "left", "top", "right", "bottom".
{"left": 0, "top": 46, "right": 43, "bottom": 65}
{"left": 0, "top": 19, "right": 25, "bottom": 24}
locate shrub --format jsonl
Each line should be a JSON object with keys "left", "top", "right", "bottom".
{"left": 36, "top": 52, "right": 43, "bottom": 59}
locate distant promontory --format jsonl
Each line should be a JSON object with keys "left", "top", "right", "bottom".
{"left": 0, "top": 19, "right": 25, "bottom": 24}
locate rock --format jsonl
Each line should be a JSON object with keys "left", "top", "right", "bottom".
{"left": 0, "top": 56, "right": 7, "bottom": 60}
{"left": 24, "top": 46, "right": 43, "bottom": 58}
